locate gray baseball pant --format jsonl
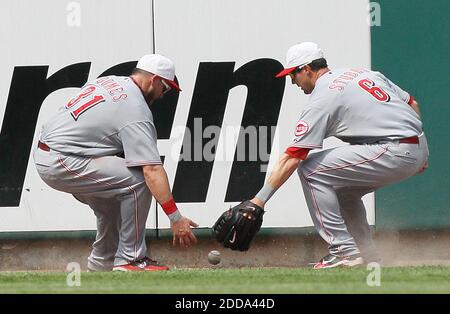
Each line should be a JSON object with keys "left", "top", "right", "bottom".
{"left": 33, "top": 148, "right": 152, "bottom": 270}
{"left": 297, "top": 134, "right": 429, "bottom": 261}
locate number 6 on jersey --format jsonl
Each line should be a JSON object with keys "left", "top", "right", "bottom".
{"left": 358, "top": 78, "right": 390, "bottom": 102}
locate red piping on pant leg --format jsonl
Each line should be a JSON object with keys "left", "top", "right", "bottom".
{"left": 305, "top": 146, "right": 390, "bottom": 179}
{"left": 58, "top": 156, "right": 140, "bottom": 260}
{"left": 300, "top": 146, "right": 389, "bottom": 255}
{"left": 301, "top": 173, "right": 335, "bottom": 245}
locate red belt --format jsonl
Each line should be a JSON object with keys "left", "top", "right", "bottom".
{"left": 38, "top": 141, "right": 50, "bottom": 151}
{"left": 399, "top": 136, "right": 419, "bottom": 144}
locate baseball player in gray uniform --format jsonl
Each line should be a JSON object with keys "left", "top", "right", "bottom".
{"left": 251, "top": 42, "right": 429, "bottom": 268}
{"left": 34, "top": 54, "right": 198, "bottom": 272}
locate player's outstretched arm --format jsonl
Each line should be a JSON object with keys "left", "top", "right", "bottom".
{"left": 142, "top": 165, "right": 198, "bottom": 248}
{"left": 251, "top": 153, "right": 301, "bottom": 208}
{"left": 212, "top": 153, "right": 301, "bottom": 251}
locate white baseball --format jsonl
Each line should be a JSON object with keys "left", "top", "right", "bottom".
{"left": 208, "top": 250, "right": 221, "bottom": 265}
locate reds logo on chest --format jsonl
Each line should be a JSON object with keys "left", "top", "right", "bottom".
{"left": 295, "top": 120, "right": 309, "bottom": 137}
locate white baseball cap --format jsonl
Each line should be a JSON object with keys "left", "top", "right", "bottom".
{"left": 136, "top": 54, "right": 181, "bottom": 91}
{"left": 276, "top": 42, "right": 324, "bottom": 78}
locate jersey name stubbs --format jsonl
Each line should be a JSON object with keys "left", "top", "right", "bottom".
{"left": 328, "top": 68, "right": 368, "bottom": 91}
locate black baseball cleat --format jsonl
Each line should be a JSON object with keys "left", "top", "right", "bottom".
{"left": 311, "top": 253, "right": 364, "bottom": 269}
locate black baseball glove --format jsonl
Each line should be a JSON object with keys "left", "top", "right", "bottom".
{"left": 212, "top": 200, "right": 265, "bottom": 251}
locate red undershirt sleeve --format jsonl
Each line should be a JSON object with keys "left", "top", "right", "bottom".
{"left": 285, "top": 147, "right": 310, "bottom": 160}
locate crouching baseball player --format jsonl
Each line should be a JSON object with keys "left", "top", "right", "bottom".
{"left": 34, "top": 54, "right": 198, "bottom": 272}
{"left": 214, "top": 42, "right": 429, "bottom": 269}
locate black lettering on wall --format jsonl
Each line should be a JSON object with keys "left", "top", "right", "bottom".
{"left": 225, "top": 59, "right": 285, "bottom": 201}
{"left": 172, "top": 59, "right": 285, "bottom": 203}
{"left": 0, "top": 63, "right": 90, "bottom": 206}
{"left": 172, "top": 62, "right": 236, "bottom": 202}
{"left": 98, "top": 61, "right": 136, "bottom": 77}
{"left": 0, "top": 58, "right": 284, "bottom": 207}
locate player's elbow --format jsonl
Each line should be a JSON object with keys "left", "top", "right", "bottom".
{"left": 289, "top": 157, "right": 302, "bottom": 172}
{"left": 281, "top": 153, "right": 302, "bottom": 170}
{"left": 142, "top": 164, "right": 164, "bottom": 182}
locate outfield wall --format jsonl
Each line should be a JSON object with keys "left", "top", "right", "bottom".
{"left": 371, "top": 0, "right": 450, "bottom": 230}
{"left": 0, "top": 0, "right": 447, "bottom": 236}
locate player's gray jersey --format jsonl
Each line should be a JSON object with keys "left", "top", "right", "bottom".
{"left": 290, "top": 68, "right": 423, "bottom": 148}
{"left": 40, "top": 76, "right": 162, "bottom": 167}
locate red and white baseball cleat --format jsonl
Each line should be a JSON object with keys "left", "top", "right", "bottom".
{"left": 113, "top": 257, "right": 169, "bottom": 272}
{"left": 311, "top": 253, "right": 364, "bottom": 269}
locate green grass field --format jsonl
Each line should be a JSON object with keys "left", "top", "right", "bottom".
{"left": 1, "top": 266, "right": 450, "bottom": 294}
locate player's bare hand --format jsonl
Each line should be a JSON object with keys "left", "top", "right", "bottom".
{"left": 171, "top": 217, "right": 198, "bottom": 248}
